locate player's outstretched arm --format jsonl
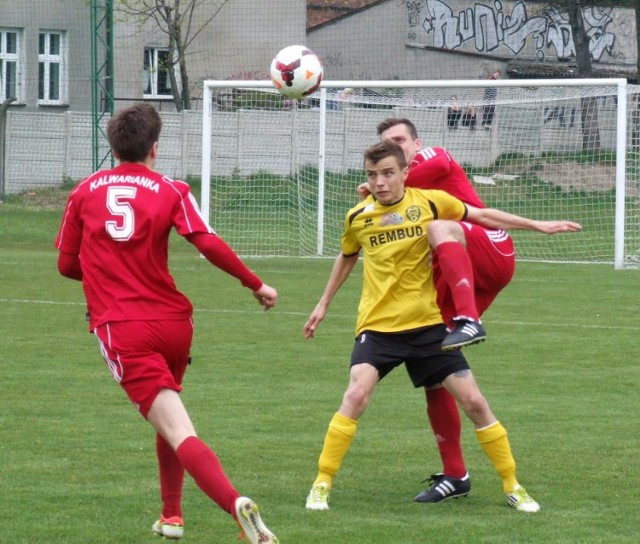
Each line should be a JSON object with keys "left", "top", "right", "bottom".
{"left": 466, "top": 206, "right": 582, "bottom": 234}
{"left": 304, "top": 252, "right": 359, "bottom": 339}
{"left": 187, "top": 233, "right": 276, "bottom": 307}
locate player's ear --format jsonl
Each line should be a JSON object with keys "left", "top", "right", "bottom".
{"left": 149, "top": 141, "right": 158, "bottom": 159}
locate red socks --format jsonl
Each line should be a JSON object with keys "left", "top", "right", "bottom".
{"left": 175, "top": 436, "right": 240, "bottom": 516}
{"left": 434, "top": 242, "right": 478, "bottom": 321}
{"left": 426, "top": 388, "right": 467, "bottom": 478}
{"left": 157, "top": 434, "right": 185, "bottom": 519}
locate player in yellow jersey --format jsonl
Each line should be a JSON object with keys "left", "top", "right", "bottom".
{"left": 303, "top": 140, "right": 580, "bottom": 513}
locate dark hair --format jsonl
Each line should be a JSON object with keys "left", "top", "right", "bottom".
{"left": 107, "top": 103, "right": 162, "bottom": 162}
{"left": 376, "top": 117, "right": 419, "bottom": 139}
{"left": 363, "top": 140, "right": 407, "bottom": 169}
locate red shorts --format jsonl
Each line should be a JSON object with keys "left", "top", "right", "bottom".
{"left": 93, "top": 319, "right": 193, "bottom": 418}
{"left": 434, "top": 222, "right": 515, "bottom": 327}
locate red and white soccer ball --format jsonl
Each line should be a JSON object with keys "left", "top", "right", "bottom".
{"left": 270, "top": 45, "right": 323, "bottom": 100}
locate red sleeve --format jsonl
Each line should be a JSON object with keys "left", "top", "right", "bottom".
{"left": 406, "top": 148, "right": 452, "bottom": 189}
{"left": 58, "top": 251, "right": 83, "bottom": 281}
{"left": 187, "top": 232, "right": 263, "bottom": 291}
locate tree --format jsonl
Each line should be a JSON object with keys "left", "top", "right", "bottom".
{"left": 536, "top": 1, "right": 603, "bottom": 150}
{"left": 636, "top": 0, "right": 640, "bottom": 81}
{"left": 118, "top": 0, "right": 230, "bottom": 111}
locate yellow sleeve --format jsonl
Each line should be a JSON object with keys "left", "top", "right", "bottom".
{"left": 424, "top": 189, "right": 467, "bottom": 221}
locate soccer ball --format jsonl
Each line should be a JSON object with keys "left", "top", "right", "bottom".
{"left": 270, "top": 45, "right": 323, "bottom": 100}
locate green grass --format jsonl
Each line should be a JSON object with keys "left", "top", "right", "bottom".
{"left": 1, "top": 191, "right": 639, "bottom": 543}
{"left": 202, "top": 162, "right": 636, "bottom": 262}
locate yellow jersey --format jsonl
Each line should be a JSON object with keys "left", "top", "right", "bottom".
{"left": 341, "top": 187, "right": 467, "bottom": 335}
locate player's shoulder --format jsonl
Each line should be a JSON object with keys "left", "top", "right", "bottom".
{"left": 405, "top": 187, "right": 456, "bottom": 205}
{"left": 405, "top": 186, "right": 443, "bottom": 198}
{"left": 157, "top": 174, "right": 191, "bottom": 196}
{"left": 345, "top": 196, "right": 375, "bottom": 226}
{"left": 412, "top": 146, "right": 449, "bottom": 165}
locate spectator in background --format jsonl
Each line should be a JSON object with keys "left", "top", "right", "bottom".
{"left": 461, "top": 105, "right": 477, "bottom": 130}
{"left": 481, "top": 70, "right": 501, "bottom": 129}
{"left": 447, "top": 95, "right": 462, "bottom": 129}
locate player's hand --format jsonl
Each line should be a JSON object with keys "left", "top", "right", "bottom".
{"left": 357, "top": 182, "right": 372, "bottom": 199}
{"left": 537, "top": 220, "right": 582, "bottom": 234}
{"left": 303, "top": 303, "right": 328, "bottom": 339}
{"left": 253, "top": 284, "right": 278, "bottom": 311}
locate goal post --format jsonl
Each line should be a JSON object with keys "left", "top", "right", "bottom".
{"left": 201, "top": 78, "right": 636, "bottom": 268}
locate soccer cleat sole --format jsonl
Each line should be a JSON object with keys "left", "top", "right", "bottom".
{"left": 235, "top": 497, "right": 279, "bottom": 544}
{"left": 441, "top": 335, "right": 486, "bottom": 351}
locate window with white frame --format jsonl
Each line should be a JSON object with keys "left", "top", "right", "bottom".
{"left": 0, "top": 29, "right": 22, "bottom": 102}
{"left": 38, "top": 31, "right": 66, "bottom": 104}
{"left": 143, "top": 47, "right": 174, "bottom": 98}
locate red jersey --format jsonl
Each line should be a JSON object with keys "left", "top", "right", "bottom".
{"left": 55, "top": 163, "right": 212, "bottom": 330}
{"left": 406, "top": 147, "right": 485, "bottom": 209}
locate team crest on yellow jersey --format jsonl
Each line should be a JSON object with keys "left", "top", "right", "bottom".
{"left": 406, "top": 206, "right": 421, "bottom": 223}
{"left": 381, "top": 212, "right": 404, "bottom": 226}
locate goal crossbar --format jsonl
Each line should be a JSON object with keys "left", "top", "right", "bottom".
{"left": 201, "top": 78, "right": 632, "bottom": 268}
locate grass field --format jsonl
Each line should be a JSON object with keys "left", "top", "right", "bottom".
{"left": 1, "top": 193, "right": 639, "bottom": 543}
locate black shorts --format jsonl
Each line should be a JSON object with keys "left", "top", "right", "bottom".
{"left": 350, "top": 325, "right": 469, "bottom": 388}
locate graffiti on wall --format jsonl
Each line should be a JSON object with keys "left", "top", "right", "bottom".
{"left": 406, "top": 0, "right": 623, "bottom": 63}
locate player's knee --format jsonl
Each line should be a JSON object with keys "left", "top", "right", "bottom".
{"left": 342, "top": 385, "right": 371, "bottom": 415}
{"left": 459, "top": 392, "right": 490, "bottom": 423}
{"left": 428, "top": 220, "right": 463, "bottom": 246}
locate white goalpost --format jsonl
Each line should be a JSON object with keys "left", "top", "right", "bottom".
{"left": 201, "top": 78, "right": 637, "bottom": 269}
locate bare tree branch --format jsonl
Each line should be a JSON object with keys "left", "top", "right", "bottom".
{"left": 116, "top": 0, "right": 230, "bottom": 111}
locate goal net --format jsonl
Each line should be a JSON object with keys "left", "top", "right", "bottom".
{"left": 201, "top": 78, "right": 639, "bottom": 269}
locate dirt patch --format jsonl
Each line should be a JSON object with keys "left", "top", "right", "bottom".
{"left": 538, "top": 162, "right": 617, "bottom": 192}
{"left": 495, "top": 159, "right": 620, "bottom": 193}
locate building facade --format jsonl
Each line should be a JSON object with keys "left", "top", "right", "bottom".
{"left": 0, "top": 0, "right": 306, "bottom": 112}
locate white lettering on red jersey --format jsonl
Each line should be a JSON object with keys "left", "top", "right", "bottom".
{"left": 407, "top": 147, "right": 485, "bottom": 208}
{"left": 56, "top": 163, "right": 213, "bottom": 330}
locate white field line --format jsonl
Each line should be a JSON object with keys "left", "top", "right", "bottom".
{"left": 1, "top": 297, "right": 638, "bottom": 331}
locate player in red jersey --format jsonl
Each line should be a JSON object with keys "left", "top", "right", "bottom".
{"left": 55, "top": 103, "right": 278, "bottom": 544}
{"left": 358, "top": 117, "right": 546, "bottom": 504}
{"left": 373, "top": 118, "right": 516, "bottom": 349}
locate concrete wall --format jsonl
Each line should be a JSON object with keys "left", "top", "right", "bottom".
{"left": 405, "top": 1, "right": 637, "bottom": 66}
{"left": 2, "top": 95, "right": 623, "bottom": 195}
{"left": 309, "top": 1, "right": 638, "bottom": 81}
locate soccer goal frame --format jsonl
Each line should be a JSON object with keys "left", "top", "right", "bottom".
{"left": 201, "top": 78, "right": 632, "bottom": 268}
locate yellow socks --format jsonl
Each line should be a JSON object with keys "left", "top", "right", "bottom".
{"left": 475, "top": 421, "right": 518, "bottom": 493}
{"left": 314, "top": 412, "right": 358, "bottom": 487}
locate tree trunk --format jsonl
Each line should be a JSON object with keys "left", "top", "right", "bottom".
{"left": 568, "top": 2, "right": 600, "bottom": 151}
{"left": 165, "top": 8, "right": 183, "bottom": 112}
{"left": 178, "top": 48, "right": 190, "bottom": 110}
{"left": 636, "top": 0, "right": 640, "bottom": 81}
{"left": 174, "top": 24, "right": 191, "bottom": 110}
